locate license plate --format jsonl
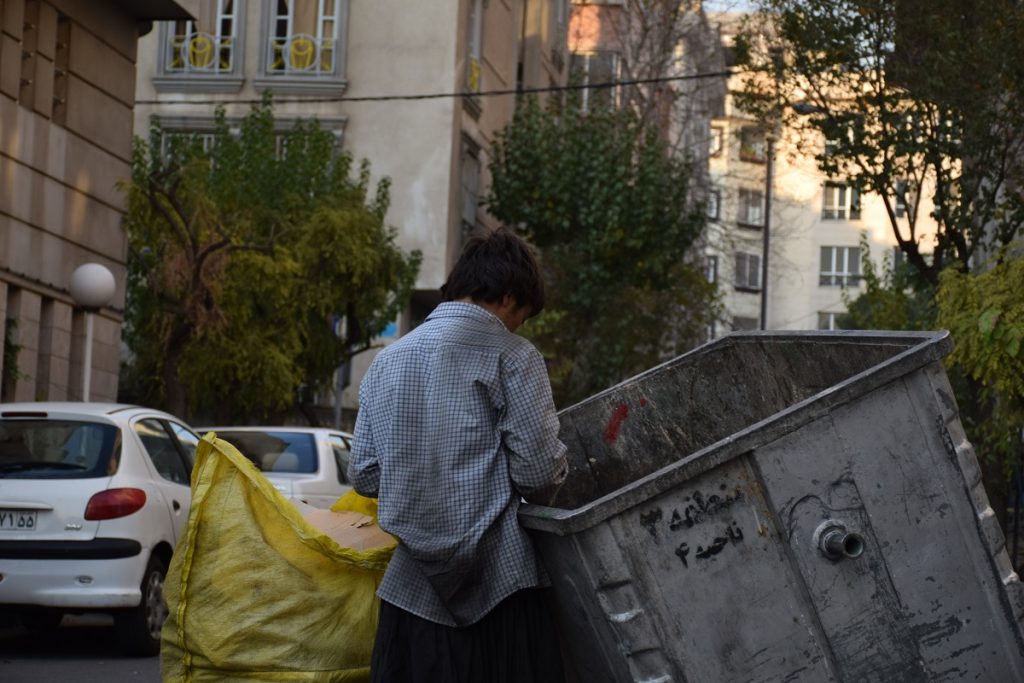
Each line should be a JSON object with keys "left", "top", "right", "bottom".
{"left": 0, "top": 510, "right": 37, "bottom": 531}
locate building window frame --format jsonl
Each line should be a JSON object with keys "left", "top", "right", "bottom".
{"left": 460, "top": 136, "right": 481, "bottom": 243}
{"left": 737, "top": 188, "right": 764, "bottom": 229}
{"left": 705, "top": 254, "right": 719, "bottom": 284}
{"left": 706, "top": 189, "right": 721, "bottom": 220}
{"left": 739, "top": 126, "right": 766, "bottom": 163}
{"left": 734, "top": 251, "right": 762, "bottom": 291}
{"left": 153, "top": 0, "right": 246, "bottom": 93}
{"left": 822, "top": 182, "right": 861, "bottom": 220}
{"left": 570, "top": 50, "right": 621, "bottom": 111}
{"left": 819, "top": 245, "right": 862, "bottom": 287}
{"left": 817, "top": 311, "right": 843, "bottom": 330}
{"left": 709, "top": 126, "right": 724, "bottom": 157}
{"left": 155, "top": 114, "right": 347, "bottom": 162}
{"left": 253, "top": 0, "right": 350, "bottom": 96}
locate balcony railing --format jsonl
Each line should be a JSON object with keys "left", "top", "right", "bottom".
{"left": 166, "top": 31, "right": 234, "bottom": 73}
{"left": 267, "top": 34, "right": 336, "bottom": 75}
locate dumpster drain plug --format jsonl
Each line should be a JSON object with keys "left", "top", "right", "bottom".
{"left": 816, "top": 523, "right": 865, "bottom": 560}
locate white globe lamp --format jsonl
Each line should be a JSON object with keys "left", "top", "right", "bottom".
{"left": 70, "top": 263, "right": 116, "bottom": 401}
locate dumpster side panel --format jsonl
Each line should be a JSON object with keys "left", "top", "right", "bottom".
{"left": 552, "top": 339, "right": 903, "bottom": 510}
{"left": 754, "top": 372, "right": 1024, "bottom": 682}
{"left": 539, "top": 456, "right": 839, "bottom": 682}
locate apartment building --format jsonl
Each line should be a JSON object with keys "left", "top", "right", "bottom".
{"left": 704, "top": 13, "right": 936, "bottom": 335}
{"left": 0, "top": 0, "right": 197, "bottom": 403}
{"left": 133, "top": 1, "right": 569, "bottom": 419}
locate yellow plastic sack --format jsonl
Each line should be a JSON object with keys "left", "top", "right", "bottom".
{"left": 161, "top": 433, "right": 395, "bottom": 682}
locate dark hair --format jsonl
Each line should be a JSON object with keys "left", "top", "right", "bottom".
{"left": 441, "top": 228, "right": 545, "bottom": 315}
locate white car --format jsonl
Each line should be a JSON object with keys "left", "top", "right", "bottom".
{"left": 0, "top": 402, "right": 199, "bottom": 656}
{"left": 198, "top": 426, "right": 353, "bottom": 509}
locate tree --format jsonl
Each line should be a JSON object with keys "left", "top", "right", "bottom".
{"left": 734, "top": 0, "right": 1024, "bottom": 541}
{"left": 121, "top": 100, "right": 420, "bottom": 422}
{"left": 487, "top": 95, "right": 719, "bottom": 407}
{"left": 936, "top": 253, "right": 1024, "bottom": 481}
{"left": 735, "top": 0, "right": 1024, "bottom": 285}
{"left": 838, "top": 233, "right": 934, "bottom": 332}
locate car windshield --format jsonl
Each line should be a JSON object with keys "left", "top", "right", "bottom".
{"left": 0, "top": 419, "right": 120, "bottom": 479}
{"left": 215, "top": 431, "right": 318, "bottom": 474}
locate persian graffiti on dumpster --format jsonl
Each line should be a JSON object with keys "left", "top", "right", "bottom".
{"left": 639, "top": 485, "right": 745, "bottom": 540}
{"left": 672, "top": 521, "right": 744, "bottom": 568}
{"left": 639, "top": 484, "right": 747, "bottom": 568}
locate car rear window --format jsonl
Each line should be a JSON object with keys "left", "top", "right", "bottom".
{"left": 0, "top": 419, "right": 120, "bottom": 479}
{"left": 215, "top": 431, "right": 318, "bottom": 474}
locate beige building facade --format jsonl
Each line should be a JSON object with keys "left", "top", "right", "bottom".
{"left": 705, "top": 13, "right": 937, "bottom": 336}
{"left": 134, "top": 0, "right": 569, "bottom": 418}
{"left": 1, "top": 0, "right": 196, "bottom": 404}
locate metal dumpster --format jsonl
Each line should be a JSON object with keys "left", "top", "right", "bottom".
{"left": 520, "top": 331, "right": 1024, "bottom": 682}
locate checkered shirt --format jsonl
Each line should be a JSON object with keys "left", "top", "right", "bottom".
{"left": 348, "top": 301, "right": 568, "bottom": 626}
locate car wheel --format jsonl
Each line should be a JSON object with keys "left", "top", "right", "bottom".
{"left": 18, "top": 607, "right": 64, "bottom": 631}
{"left": 114, "top": 554, "right": 168, "bottom": 657}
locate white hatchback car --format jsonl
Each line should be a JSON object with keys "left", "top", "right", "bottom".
{"left": 199, "top": 426, "right": 353, "bottom": 509}
{"left": 0, "top": 402, "right": 199, "bottom": 656}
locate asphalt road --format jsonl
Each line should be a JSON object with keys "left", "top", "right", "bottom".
{"left": 0, "top": 614, "right": 160, "bottom": 683}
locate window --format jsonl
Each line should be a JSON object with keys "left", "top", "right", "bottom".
{"left": 0, "top": 419, "right": 120, "bottom": 479}
{"left": 135, "top": 419, "right": 190, "bottom": 485}
{"left": 253, "top": 0, "right": 350, "bottom": 94}
{"left": 894, "top": 179, "right": 908, "bottom": 218}
{"left": 739, "top": 127, "right": 766, "bottom": 162}
{"left": 705, "top": 255, "right": 718, "bottom": 283}
{"left": 822, "top": 183, "right": 861, "bottom": 220}
{"left": 738, "top": 188, "right": 764, "bottom": 228}
{"left": 706, "top": 189, "right": 721, "bottom": 220}
{"left": 570, "top": 51, "right": 620, "bottom": 111}
{"left": 466, "top": 0, "right": 483, "bottom": 92}
{"left": 215, "top": 430, "right": 318, "bottom": 473}
{"left": 819, "top": 246, "right": 862, "bottom": 286}
{"left": 734, "top": 252, "right": 761, "bottom": 291}
{"left": 267, "top": 0, "right": 342, "bottom": 76}
{"left": 329, "top": 434, "right": 350, "bottom": 484}
{"left": 818, "top": 312, "right": 843, "bottom": 330}
{"left": 709, "top": 126, "right": 723, "bottom": 157}
{"left": 166, "top": 0, "right": 238, "bottom": 74}
{"left": 460, "top": 137, "right": 481, "bottom": 241}
{"left": 552, "top": 0, "right": 569, "bottom": 44}
{"left": 167, "top": 422, "right": 200, "bottom": 470}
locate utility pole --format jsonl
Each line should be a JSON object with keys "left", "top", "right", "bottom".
{"left": 760, "top": 132, "right": 775, "bottom": 330}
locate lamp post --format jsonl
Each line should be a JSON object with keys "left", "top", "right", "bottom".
{"left": 70, "top": 263, "right": 116, "bottom": 402}
{"left": 760, "top": 132, "right": 775, "bottom": 330}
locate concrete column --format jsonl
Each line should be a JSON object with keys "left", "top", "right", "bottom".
{"left": 89, "top": 314, "right": 121, "bottom": 403}
{"left": 6, "top": 287, "right": 42, "bottom": 402}
{"left": 68, "top": 308, "right": 85, "bottom": 401}
{"left": 36, "top": 298, "right": 73, "bottom": 400}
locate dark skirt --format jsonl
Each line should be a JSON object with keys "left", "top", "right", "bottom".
{"left": 369, "top": 588, "right": 566, "bottom": 683}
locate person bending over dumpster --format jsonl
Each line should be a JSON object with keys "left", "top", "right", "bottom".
{"left": 348, "top": 227, "right": 570, "bottom": 683}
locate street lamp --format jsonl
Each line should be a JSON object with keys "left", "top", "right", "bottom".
{"left": 70, "top": 263, "right": 116, "bottom": 402}
{"left": 760, "top": 131, "right": 775, "bottom": 330}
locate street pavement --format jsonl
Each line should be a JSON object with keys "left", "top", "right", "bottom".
{"left": 0, "top": 614, "right": 160, "bottom": 682}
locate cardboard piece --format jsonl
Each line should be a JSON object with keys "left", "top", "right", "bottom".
{"left": 303, "top": 509, "right": 397, "bottom": 551}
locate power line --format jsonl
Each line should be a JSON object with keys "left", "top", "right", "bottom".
{"left": 135, "top": 70, "right": 736, "bottom": 106}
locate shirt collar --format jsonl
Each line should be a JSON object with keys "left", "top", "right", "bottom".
{"left": 427, "top": 301, "right": 508, "bottom": 331}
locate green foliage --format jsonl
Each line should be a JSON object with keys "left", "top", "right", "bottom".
{"left": 737, "top": 0, "right": 1024, "bottom": 285}
{"left": 122, "top": 98, "right": 420, "bottom": 421}
{"left": 838, "top": 233, "right": 935, "bottom": 331}
{"left": 937, "top": 253, "right": 1024, "bottom": 466}
{"left": 487, "top": 96, "right": 720, "bottom": 406}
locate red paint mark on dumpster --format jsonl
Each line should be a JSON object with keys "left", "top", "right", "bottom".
{"left": 604, "top": 403, "right": 630, "bottom": 443}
